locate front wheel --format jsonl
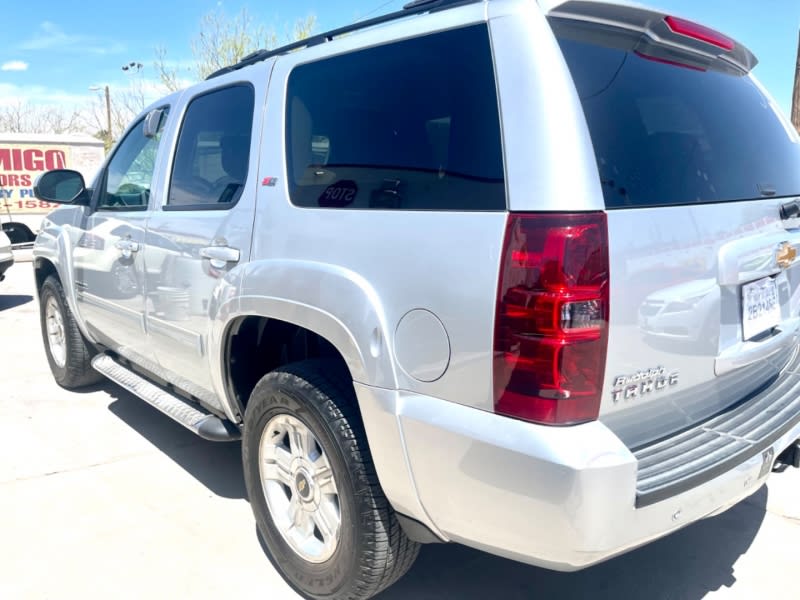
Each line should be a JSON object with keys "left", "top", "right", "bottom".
{"left": 242, "top": 360, "right": 419, "bottom": 600}
{"left": 39, "top": 275, "right": 101, "bottom": 389}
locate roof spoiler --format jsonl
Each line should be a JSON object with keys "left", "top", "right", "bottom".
{"left": 545, "top": 0, "right": 757, "bottom": 73}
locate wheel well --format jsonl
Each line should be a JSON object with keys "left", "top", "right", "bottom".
{"left": 34, "top": 258, "right": 58, "bottom": 291}
{"left": 224, "top": 316, "right": 352, "bottom": 418}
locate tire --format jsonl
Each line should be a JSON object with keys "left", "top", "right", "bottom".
{"left": 39, "top": 275, "right": 102, "bottom": 389}
{"left": 243, "top": 359, "right": 420, "bottom": 600}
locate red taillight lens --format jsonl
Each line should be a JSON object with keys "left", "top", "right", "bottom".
{"left": 664, "top": 16, "right": 735, "bottom": 51}
{"left": 633, "top": 50, "right": 707, "bottom": 72}
{"left": 493, "top": 213, "right": 609, "bottom": 425}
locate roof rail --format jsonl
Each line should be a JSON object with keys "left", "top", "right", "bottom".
{"left": 206, "top": 0, "right": 483, "bottom": 80}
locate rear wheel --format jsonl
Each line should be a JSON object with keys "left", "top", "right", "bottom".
{"left": 242, "top": 360, "right": 419, "bottom": 600}
{"left": 39, "top": 275, "right": 101, "bottom": 389}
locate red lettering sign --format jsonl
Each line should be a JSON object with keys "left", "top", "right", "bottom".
{"left": 0, "top": 147, "right": 66, "bottom": 171}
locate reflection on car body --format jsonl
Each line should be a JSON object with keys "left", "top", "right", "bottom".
{"left": 639, "top": 278, "right": 720, "bottom": 349}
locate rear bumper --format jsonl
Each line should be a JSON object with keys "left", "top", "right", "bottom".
{"left": 356, "top": 383, "right": 800, "bottom": 571}
{"left": 633, "top": 348, "right": 800, "bottom": 507}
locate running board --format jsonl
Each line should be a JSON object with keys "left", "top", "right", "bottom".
{"left": 92, "top": 353, "right": 241, "bottom": 442}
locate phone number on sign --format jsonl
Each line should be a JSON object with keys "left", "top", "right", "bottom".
{"left": 3, "top": 200, "right": 57, "bottom": 211}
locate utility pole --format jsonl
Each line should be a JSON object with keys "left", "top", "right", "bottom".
{"left": 103, "top": 85, "right": 112, "bottom": 150}
{"left": 793, "top": 29, "right": 800, "bottom": 133}
{"left": 89, "top": 85, "right": 113, "bottom": 152}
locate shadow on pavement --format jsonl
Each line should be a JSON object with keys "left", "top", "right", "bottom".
{"left": 379, "top": 486, "right": 768, "bottom": 599}
{"left": 0, "top": 294, "right": 33, "bottom": 311}
{"left": 93, "top": 375, "right": 768, "bottom": 599}
{"left": 103, "top": 381, "right": 246, "bottom": 500}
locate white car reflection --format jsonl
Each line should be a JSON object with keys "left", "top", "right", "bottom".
{"left": 638, "top": 278, "right": 719, "bottom": 345}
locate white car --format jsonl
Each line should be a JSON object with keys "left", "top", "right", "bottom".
{"left": 0, "top": 231, "right": 13, "bottom": 282}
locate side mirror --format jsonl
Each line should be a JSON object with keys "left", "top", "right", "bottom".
{"left": 143, "top": 108, "right": 165, "bottom": 138}
{"left": 34, "top": 170, "right": 89, "bottom": 205}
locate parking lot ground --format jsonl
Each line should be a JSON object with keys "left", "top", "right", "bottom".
{"left": 1, "top": 260, "right": 798, "bottom": 600}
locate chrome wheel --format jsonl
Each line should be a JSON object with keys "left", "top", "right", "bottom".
{"left": 259, "top": 413, "right": 341, "bottom": 563}
{"left": 45, "top": 295, "right": 67, "bottom": 368}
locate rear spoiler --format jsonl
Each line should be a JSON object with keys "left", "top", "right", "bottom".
{"left": 543, "top": 0, "right": 757, "bottom": 73}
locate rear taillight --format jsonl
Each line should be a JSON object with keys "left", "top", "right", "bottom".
{"left": 493, "top": 212, "right": 609, "bottom": 425}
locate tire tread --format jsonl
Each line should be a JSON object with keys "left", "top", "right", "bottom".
{"left": 246, "top": 359, "right": 420, "bottom": 600}
{"left": 40, "top": 275, "right": 101, "bottom": 389}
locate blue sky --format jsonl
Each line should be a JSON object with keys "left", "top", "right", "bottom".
{"left": 0, "top": 0, "right": 798, "bottom": 116}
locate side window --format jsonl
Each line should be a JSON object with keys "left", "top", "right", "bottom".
{"left": 98, "top": 107, "right": 169, "bottom": 210}
{"left": 285, "top": 25, "right": 505, "bottom": 211}
{"left": 167, "top": 85, "right": 255, "bottom": 209}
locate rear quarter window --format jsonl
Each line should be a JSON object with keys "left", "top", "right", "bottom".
{"left": 285, "top": 25, "right": 506, "bottom": 211}
{"left": 552, "top": 18, "right": 800, "bottom": 209}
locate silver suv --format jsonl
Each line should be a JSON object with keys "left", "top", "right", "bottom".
{"left": 31, "top": 0, "right": 800, "bottom": 598}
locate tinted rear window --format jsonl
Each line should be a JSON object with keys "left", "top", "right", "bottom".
{"left": 552, "top": 19, "right": 800, "bottom": 208}
{"left": 285, "top": 25, "right": 505, "bottom": 211}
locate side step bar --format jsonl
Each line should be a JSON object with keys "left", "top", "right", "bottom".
{"left": 92, "top": 353, "right": 241, "bottom": 442}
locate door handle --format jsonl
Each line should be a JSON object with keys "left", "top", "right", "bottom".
{"left": 200, "top": 245, "right": 240, "bottom": 269}
{"left": 115, "top": 239, "right": 140, "bottom": 259}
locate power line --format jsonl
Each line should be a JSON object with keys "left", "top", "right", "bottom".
{"left": 358, "top": 0, "right": 402, "bottom": 22}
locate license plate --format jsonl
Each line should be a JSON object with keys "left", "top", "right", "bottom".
{"left": 742, "top": 276, "right": 780, "bottom": 340}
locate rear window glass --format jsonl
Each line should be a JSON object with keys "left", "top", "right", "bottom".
{"left": 552, "top": 19, "right": 800, "bottom": 208}
{"left": 285, "top": 25, "right": 505, "bottom": 211}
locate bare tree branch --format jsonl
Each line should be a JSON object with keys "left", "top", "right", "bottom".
{"left": 0, "top": 9, "right": 316, "bottom": 142}
{"left": 155, "top": 9, "right": 316, "bottom": 89}
{"left": 154, "top": 45, "right": 182, "bottom": 93}
{"left": 0, "top": 101, "right": 83, "bottom": 134}
{"left": 291, "top": 14, "right": 317, "bottom": 42}
{"left": 78, "top": 84, "right": 145, "bottom": 150}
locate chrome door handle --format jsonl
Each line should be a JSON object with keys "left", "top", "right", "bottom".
{"left": 115, "top": 239, "right": 140, "bottom": 259}
{"left": 200, "top": 245, "right": 240, "bottom": 269}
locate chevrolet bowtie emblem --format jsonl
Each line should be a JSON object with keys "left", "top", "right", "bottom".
{"left": 776, "top": 242, "right": 797, "bottom": 270}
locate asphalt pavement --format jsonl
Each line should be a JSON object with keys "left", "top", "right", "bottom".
{"left": 1, "top": 260, "right": 798, "bottom": 599}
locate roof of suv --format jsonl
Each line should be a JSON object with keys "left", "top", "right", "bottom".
{"left": 207, "top": 0, "right": 756, "bottom": 82}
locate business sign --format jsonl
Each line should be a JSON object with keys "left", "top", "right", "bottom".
{"left": 0, "top": 143, "right": 104, "bottom": 214}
